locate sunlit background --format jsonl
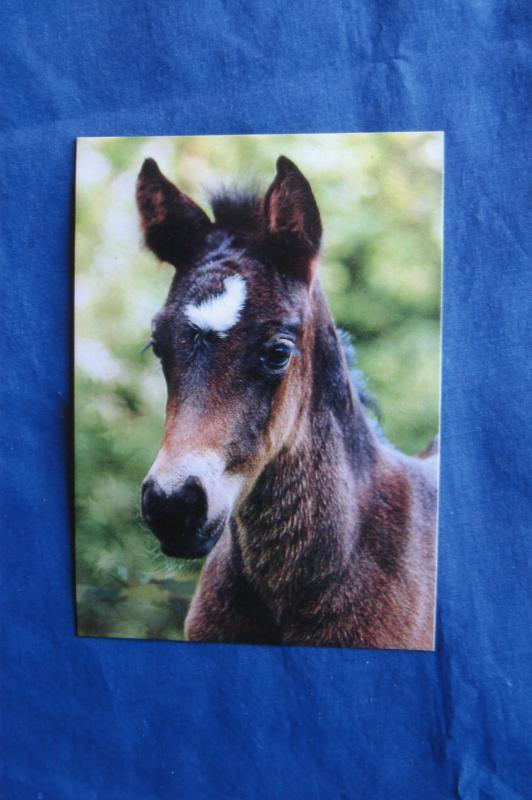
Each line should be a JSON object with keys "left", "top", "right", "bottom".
{"left": 75, "top": 132, "right": 443, "bottom": 640}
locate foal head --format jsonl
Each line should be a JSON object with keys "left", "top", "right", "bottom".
{"left": 137, "top": 155, "right": 323, "bottom": 558}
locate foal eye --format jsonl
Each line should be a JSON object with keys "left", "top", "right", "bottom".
{"left": 261, "top": 341, "right": 294, "bottom": 372}
{"left": 144, "top": 338, "right": 163, "bottom": 359}
{"left": 151, "top": 340, "right": 163, "bottom": 359}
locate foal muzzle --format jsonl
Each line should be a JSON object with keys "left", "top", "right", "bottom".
{"left": 141, "top": 475, "right": 225, "bottom": 559}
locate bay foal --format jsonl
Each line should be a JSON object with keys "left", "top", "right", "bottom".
{"left": 137, "top": 155, "right": 438, "bottom": 650}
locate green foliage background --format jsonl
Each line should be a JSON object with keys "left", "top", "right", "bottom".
{"left": 75, "top": 133, "right": 442, "bottom": 641}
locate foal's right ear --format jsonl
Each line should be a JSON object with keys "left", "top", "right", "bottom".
{"left": 136, "top": 158, "right": 211, "bottom": 268}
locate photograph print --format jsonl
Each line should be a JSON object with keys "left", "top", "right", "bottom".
{"left": 75, "top": 132, "right": 442, "bottom": 650}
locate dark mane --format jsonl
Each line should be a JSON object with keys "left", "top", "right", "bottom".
{"left": 337, "top": 328, "right": 383, "bottom": 429}
{"left": 210, "top": 187, "right": 262, "bottom": 234}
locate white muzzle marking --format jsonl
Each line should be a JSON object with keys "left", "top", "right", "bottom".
{"left": 148, "top": 450, "right": 244, "bottom": 522}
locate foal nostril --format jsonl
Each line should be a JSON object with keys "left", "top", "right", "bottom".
{"left": 179, "top": 476, "right": 206, "bottom": 526}
{"left": 141, "top": 477, "right": 156, "bottom": 524}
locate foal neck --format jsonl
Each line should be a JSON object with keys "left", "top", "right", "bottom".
{"left": 235, "top": 282, "right": 378, "bottom": 591}
{"left": 303, "top": 283, "right": 376, "bottom": 471}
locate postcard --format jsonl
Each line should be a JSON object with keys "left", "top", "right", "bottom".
{"left": 75, "top": 132, "right": 442, "bottom": 649}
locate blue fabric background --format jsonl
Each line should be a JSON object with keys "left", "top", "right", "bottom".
{"left": 1, "top": 2, "right": 531, "bottom": 798}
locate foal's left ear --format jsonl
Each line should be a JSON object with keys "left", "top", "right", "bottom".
{"left": 136, "top": 158, "right": 211, "bottom": 268}
{"left": 263, "top": 156, "right": 322, "bottom": 283}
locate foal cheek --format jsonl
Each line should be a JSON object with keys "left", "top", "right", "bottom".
{"left": 262, "top": 369, "right": 305, "bottom": 458}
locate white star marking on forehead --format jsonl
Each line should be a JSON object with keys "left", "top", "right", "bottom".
{"left": 184, "top": 274, "right": 247, "bottom": 337}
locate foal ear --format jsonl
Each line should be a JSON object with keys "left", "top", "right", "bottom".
{"left": 136, "top": 158, "right": 211, "bottom": 268}
{"left": 263, "top": 156, "right": 322, "bottom": 283}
